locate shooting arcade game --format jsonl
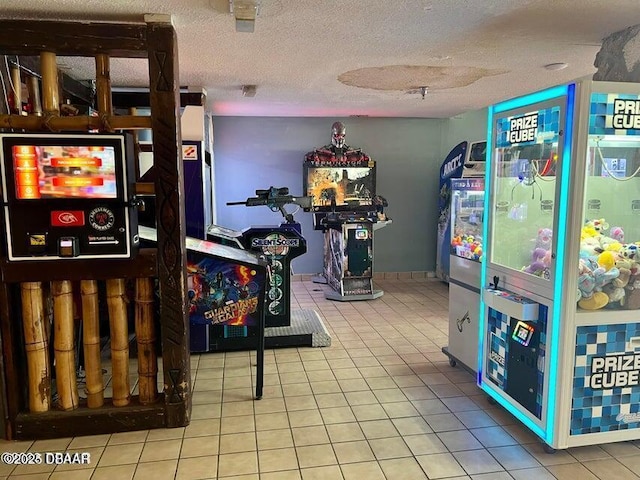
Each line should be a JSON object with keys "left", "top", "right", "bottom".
{"left": 207, "top": 187, "right": 331, "bottom": 349}
{"left": 440, "top": 140, "right": 486, "bottom": 373}
{"left": 479, "top": 78, "right": 640, "bottom": 451}
{"left": 0, "top": 134, "right": 139, "bottom": 260}
{"left": 304, "top": 122, "right": 391, "bottom": 301}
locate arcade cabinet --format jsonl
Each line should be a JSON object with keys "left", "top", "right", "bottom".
{"left": 440, "top": 141, "right": 486, "bottom": 373}
{"left": 479, "top": 79, "right": 640, "bottom": 451}
{"left": 207, "top": 187, "right": 331, "bottom": 349}
{"left": 1, "top": 133, "right": 139, "bottom": 260}
{"left": 304, "top": 122, "right": 391, "bottom": 301}
{"left": 138, "top": 226, "right": 268, "bottom": 398}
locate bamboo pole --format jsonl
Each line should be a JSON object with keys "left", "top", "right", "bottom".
{"left": 40, "top": 51, "right": 59, "bottom": 115}
{"left": 106, "top": 279, "right": 130, "bottom": 407}
{"left": 0, "top": 113, "right": 153, "bottom": 131}
{"left": 95, "top": 54, "right": 112, "bottom": 117}
{"left": 20, "top": 282, "right": 51, "bottom": 412}
{"left": 135, "top": 278, "right": 158, "bottom": 404}
{"left": 10, "top": 64, "right": 21, "bottom": 115}
{"left": 52, "top": 281, "right": 79, "bottom": 411}
{"left": 81, "top": 280, "right": 104, "bottom": 408}
{"left": 26, "top": 75, "right": 43, "bottom": 116}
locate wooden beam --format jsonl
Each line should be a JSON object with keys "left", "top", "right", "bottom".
{"left": 14, "top": 396, "right": 166, "bottom": 440}
{"left": 146, "top": 20, "right": 191, "bottom": 428}
{"left": 0, "top": 249, "right": 158, "bottom": 283}
{"left": 112, "top": 91, "right": 206, "bottom": 109}
{"left": 0, "top": 20, "right": 148, "bottom": 58}
{"left": 0, "top": 114, "right": 153, "bottom": 131}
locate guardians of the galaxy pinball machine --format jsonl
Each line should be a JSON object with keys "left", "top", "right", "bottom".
{"left": 187, "top": 250, "right": 267, "bottom": 351}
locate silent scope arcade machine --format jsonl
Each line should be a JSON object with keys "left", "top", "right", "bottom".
{"left": 0, "top": 133, "right": 140, "bottom": 261}
{"left": 479, "top": 79, "right": 640, "bottom": 452}
{"left": 304, "top": 146, "right": 391, "bottom": 301}
{"left": 207, "top": 187, "right": 331, "bottom": 349}
{"left": 441, "top": 140, "right": 487, "bottom": 373}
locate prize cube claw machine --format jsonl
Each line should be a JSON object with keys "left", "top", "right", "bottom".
{"left": 480, "top": 78, "right": 640, "bottom": 451}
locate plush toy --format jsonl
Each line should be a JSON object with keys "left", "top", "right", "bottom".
{"left": 610, "top": 226, "right": 624, "bottom": 242}
{"left": 597, "top": 251, "right": 617, "bottom": 272}
{"left": 603, "top": 283, "right": 625, "bottom": 308}
{"left": 624, "top": 273, "right": 640, "bottom": 310}
{"left": 580, "top": 236, "right": 602, "bottom": 258}
{"left": 523, "top": 247, "right": 548, "bottom": 275}
{"left": 535, "top": 228, "right": 553, "bottom": 251}
{"left": 578, "top": 259, "right": 609, "bottom": 309}
{"left": 581, "top": 225, "right": 599, "bottom": 240}
{"left": 585, "top": 218, "right": 609, "bottom": 234}
{"left": 621, "top": 244, "right": 639, "bottom": 261}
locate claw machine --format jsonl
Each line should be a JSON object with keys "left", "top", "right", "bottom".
{"left": 442, "top": 142, "right": 486, "bottom": 372}
{"left": 479, "top": 78, "right": 640, "bottom": 451}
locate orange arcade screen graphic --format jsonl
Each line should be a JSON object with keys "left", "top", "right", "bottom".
{"left": 12, "top": 144, "right": 118, "bottom": 200}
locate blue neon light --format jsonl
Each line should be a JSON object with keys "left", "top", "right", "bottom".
{"left": 478, "top": 105, "right": 493, "bottom": 385}
{"left": 546, "top": 82, "right": 575, "bottom": 444}
{"left": 478, "top": 83, "right": 572, "bottom": 443}
{"left": 494, "top": 84, "right": 570, "bottom": 114}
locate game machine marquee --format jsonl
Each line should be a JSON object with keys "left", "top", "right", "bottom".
{"left": 480, "top": 79, "right": 640, "bottom": 452}
{"left": 0, "top": 133, "right": 139, "bottom": 261}
{"left": 303, "top": 131, "right": 391, "bottom": 302}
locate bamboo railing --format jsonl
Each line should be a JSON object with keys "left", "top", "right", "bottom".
{"left": 13, "top": 51, "right": 160, "bottom": 413}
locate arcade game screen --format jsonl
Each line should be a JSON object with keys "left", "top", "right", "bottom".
{"left": 305, "top": 166, "right": 374, "bottom": 209}
{"left": 11, "top": 144, "right": 117, "bottom": 200}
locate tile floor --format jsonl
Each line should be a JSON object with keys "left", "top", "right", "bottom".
{"left": 1, "top": 277, "right": 640, "bottom": 479}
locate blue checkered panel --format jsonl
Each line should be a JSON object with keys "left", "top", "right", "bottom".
{"left": 495, "top": 106, "right": 561, "bottom": 148}
{"left": 487, "top": 305, "right": 549, "bottom": 418}
{"left": 571, "top": 323, "right": 640, "bottom": 435}
{"left": 589, "top": 93, "right": 640, "bottom": 136}
{"left": 487, "top": 308, "right": 508, "bottom": 388}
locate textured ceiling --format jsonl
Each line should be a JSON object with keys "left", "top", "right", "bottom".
{"left": 2, "top": 0, "right": 640, "bottom": 117}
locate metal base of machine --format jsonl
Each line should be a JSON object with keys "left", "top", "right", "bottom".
{"left": 441, "top": 346, "right": 476, "bottom": 375}
{"left": 265, "top": 308, "right": 331, "bottom": 348}
{"left": 325, "top": 289, "right": 384, "bottom": 302}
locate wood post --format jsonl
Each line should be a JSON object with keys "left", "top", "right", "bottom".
{"left": 135, "top": 278, "right": 158, "bottom": 404}
{"left": 80, "top": 281, "right": 104, "bottom": 408}
{"left": 106, "top": 279, "right": 130, "bottom": 407}
{"left": 147, "top": 17, "right": 191, "bottom": 427}
{"left": 20, "top": 283, "right": 50, "bottom": 413}
{"left": 52, "top": 281, "right": 79, "bottom": 411}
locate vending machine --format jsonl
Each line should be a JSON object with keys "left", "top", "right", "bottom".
{"left": 443, "top": 175, "right": 485, "bottom": 372}
{"left": 0, "top": 133, "right": 139, "bottom": 261}
{"left": 479, "top": 78, "right": 640, "bottom": 451}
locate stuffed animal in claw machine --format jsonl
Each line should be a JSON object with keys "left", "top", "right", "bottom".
{"left": 535, "top": 228, "right": 553, "bottom": 251}
{"left": 578, "top": 258, "right": 609, "bottom": 309}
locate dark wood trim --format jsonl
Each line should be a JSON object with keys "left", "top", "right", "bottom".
{"left": 0, "top": 283, "right": 21, "bottom": 440}
{"left": 14, "top": 395, "right": 166, "bottom": 440}
{"left": 147, "top": 21, "right": 191, "bottom": 428}
{"left": 0, "top": 20, "right": 148, "bottom": 58}
{"left": 113, "top": 91, "right": 206, "bottom": 109}
{"left": 0, "top": 249, "right": 157, "bottom": 283}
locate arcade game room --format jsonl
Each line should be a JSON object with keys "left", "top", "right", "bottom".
{"left": 3, "top": 2, "right": 640, "bottom": 480}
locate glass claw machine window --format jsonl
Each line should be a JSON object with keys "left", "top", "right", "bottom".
{"left": 490, "top": 107, "right": 561, "bottom": 285}
{"left": 579, "top": 133, "right": 640, "bottom": 311}
{"left": 450, "top": 178, "right": 484, "bottom": 262}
